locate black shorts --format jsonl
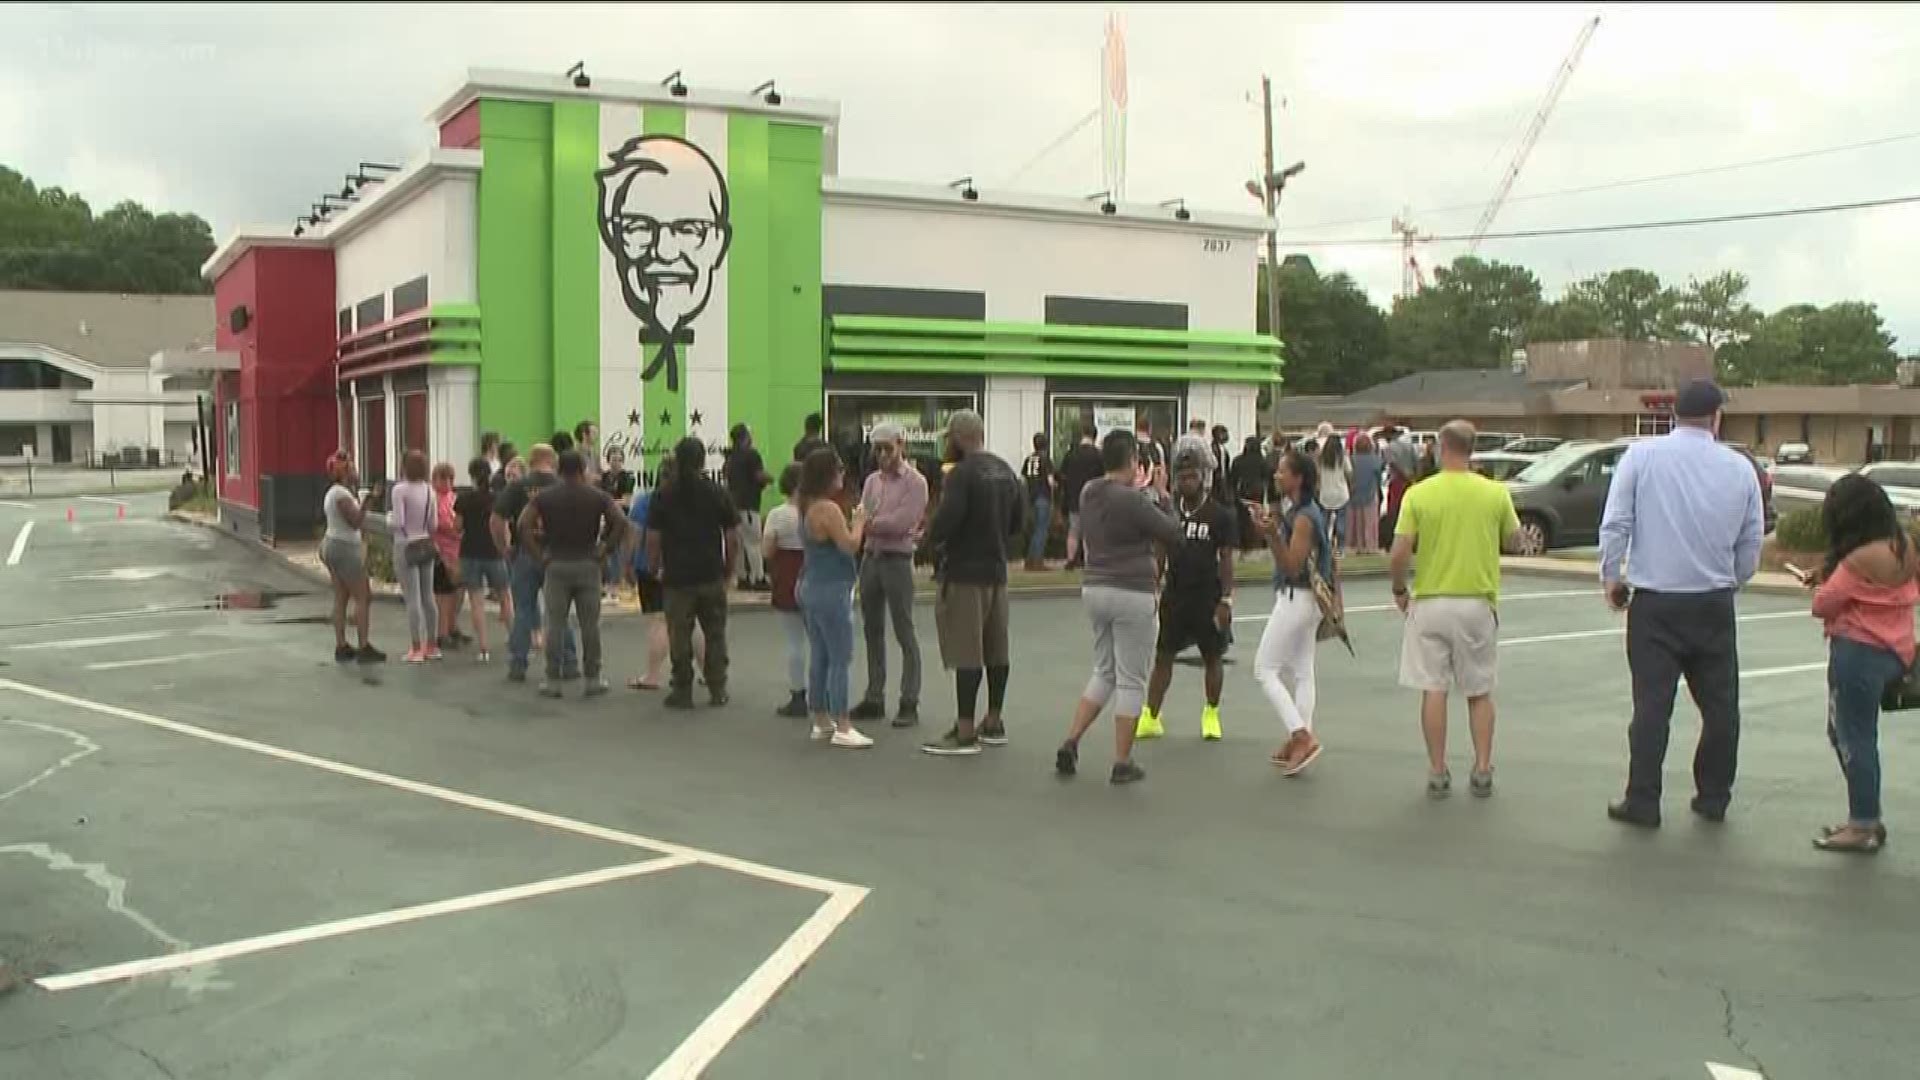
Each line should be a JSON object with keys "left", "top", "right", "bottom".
{"left": 636, "top": 576, "right": 664, "bottom": 614}
{"left": 1157, "top": 600, "right": 1227, "bottom": 659}
{"left": 432, "top": 559, "right": 459, "bottom": 595}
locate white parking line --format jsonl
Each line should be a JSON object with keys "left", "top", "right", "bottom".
{"left": 6, "top": 521, "right": 31, "bottom": 566}
{"left": 1741, "top": 661, "right": 1825, "bottom": 679}
{"left": 83, "top": 648, "right": 251, "bottom": 671}
{"left": 0, "top": 500, "right": 31, "bottom": 509}
{"left": 79, "top": 496, "right": 129, "bottom": 507}
{"left": 1499, "top": 609, "right": 1805, "bottom": 648}
{"left": 13, "top": 630, "right": 173, "bottom": 651}
{"left": 1234, "top": 587, "right": 1595, "bottom": 623}
{"left": 37, "top": 856, "right": 696, "bottom": 992}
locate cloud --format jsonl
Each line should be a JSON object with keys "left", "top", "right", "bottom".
{"left": 2, "top": 2, "right": 1918, "bottom": 346}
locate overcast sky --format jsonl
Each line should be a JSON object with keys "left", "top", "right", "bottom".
{"left": 5, "top": 3, "right": 1920, "bottom": 345}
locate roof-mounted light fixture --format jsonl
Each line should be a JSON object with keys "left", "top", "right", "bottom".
{"left": 948, "top": 176, "right": 979, "bottom": 202}
{"left": 1085, "top": 190, "right": 1117, "bottom": 215}
{"left": 1158, "top": 198, "right": 1192, "bottom": 222}
{"left": 751, "top": 79, "right": 781, "bottom": 106}
{"left": 661, "top": 69, "right": 688, "bottom": 97}
{"left": 567, "top": 61, "right": 590, "bottom": 89}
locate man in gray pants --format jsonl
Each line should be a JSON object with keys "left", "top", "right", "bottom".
{"left": 519, "top": 450, "right": 628, "bottom": 698}
{"left": 850, "top": 422, "right": 930, "bottom": 727}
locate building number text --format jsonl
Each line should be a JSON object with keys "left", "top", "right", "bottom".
{"left": 1202, "top": 238, "right": 1233, "bottom": 253}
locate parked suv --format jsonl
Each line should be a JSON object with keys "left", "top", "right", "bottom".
{"left": 1505, "top": 437, "right": 1777, "bottom": 554}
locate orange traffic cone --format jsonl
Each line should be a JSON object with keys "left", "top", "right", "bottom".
{"left": 117, "top": 504, "right": 125, "bottom": 520}
{"left": 65, "top": 507, "right": 73, "bottom": 522}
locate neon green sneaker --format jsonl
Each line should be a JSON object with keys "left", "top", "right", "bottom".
{"left": 1135, "top": 707, "right": 1164, "bottom": 740}
{"left": 1200, "top": 705, "right": 1223, "bottom": 741}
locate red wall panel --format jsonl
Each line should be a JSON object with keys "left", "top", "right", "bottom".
{"left": 439, "top": 101, "right": 480, "bottom": 149}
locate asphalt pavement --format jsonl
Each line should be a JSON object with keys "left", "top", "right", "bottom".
{"left": 0, "top": 499, "right": 1914, "bottom": 1079}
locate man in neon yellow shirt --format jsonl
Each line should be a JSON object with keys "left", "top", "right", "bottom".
{"left": 1389, "top": 420, "right": 1522, "bottom": 799}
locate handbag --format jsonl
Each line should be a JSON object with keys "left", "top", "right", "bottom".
{"left": 404, "top": 537, "right": 436, "bottom": 568}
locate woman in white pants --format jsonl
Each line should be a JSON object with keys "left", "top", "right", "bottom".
{"left": 1056, "top": 430, "right": 1181, "bottom": 784}
{"left": 388, "top": 449, "right": 441, "bottom": 664}
{"left": 1251, "top": 446, "right": 1330, "bottom": 776}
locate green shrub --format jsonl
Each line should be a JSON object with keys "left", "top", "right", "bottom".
{"left": 1774, "top": 508, "right": 1825, "bottom": 552}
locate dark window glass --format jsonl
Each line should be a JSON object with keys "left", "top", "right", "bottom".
{"left": 1043, "top": 296, "right": 1188, "bottom": 331}
{"left": 392, "top": 276, "right": 429, "bottom": 316}
{"left": 355, "top": 294, "right": 386, "bottom": 331}
{"left": 338, "top": 308, "right": 353, "bottom": 338}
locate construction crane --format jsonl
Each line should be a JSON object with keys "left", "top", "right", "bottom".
{"left": 1467, "top": 14, "right": 1600, "bottom": 252}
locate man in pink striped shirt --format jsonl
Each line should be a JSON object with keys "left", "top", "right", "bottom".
{"left": 851, "top": 422, "right": 929, "bottom": 726}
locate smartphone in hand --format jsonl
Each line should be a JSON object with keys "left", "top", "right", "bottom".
{"left": 1783, "top": 562, "right": 1813, "bottom": 585}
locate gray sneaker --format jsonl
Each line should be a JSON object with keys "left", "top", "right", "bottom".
{"left": 1427, "top": 770, "right": 1452, "bottom": 799}
{"left": 582, "top": 677, "right": 610, "bottom": 698}
{"left": 1470, "top": 769, "right": 1494, "bottom": 798}
{"left": 538, "top": 681, "right": 564, "bottom": 699}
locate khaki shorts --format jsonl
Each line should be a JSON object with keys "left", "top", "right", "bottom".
{"left": 935, "top": 581, "right": 1010, "bottom": 670}
{"left": 1399, "top": 596, "right": 1498, "bottom": 697}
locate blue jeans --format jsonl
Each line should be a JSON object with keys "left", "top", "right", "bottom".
{"left": 1027, "top": 496, "right": 1052, "bottom": 561}
{"left": 802, "top": 585, "right": 855, "bottom": 716}
{"left": 779, "top": 609, "right": 807, "bottom": 692}
{"left": 508, "top": 552, "right": 576, "bottom": 672}
{"left": 1827, "top": 635, "right": 1904, "bottom": 826}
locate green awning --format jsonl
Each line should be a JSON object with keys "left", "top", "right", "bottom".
{"left": 826, "top": 315, "right": 1282, "bottom": 383}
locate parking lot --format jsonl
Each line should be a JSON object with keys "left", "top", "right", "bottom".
{"left": 0, "top": 501, "right": 1915, "bottom": 1078}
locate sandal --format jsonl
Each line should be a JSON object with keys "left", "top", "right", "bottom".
{"left": 1813, "top": 824, "right": 1884, "bottom": 853}
{"left": 1818, "top": 823, "right": 1888, "bottom": 846}
{"left": 627, "top": 677, "right": 661, "bottom": 691}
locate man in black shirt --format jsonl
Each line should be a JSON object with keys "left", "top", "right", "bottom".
{"left": 1138, "top": 436, "right": 1238, "bottom": 742}
{"left": 647, "top": 436, "right": 741, "bottom": 708}
{"left": 1019, "top": 432, "right": 1056, "bottom": 571}
{"left": 1210, "top": 424, "right": 1233, "bottom": 503}
{"left": 922, "top": 410, "right": 1027, "bottom": 755}
{"left": 520, "top": 450, "right": 627, "bottom": 698}
{"left": 492, "top": 444, "right": 575, "bottom": 682}
{"left": 1058, "top": 427, "right": 1103, "bottom": 570}
{"left": 792, "top": 412, "right": 828, "bottom": 463}
{"left": 1135, "top": 415, "right": 1169, "bottom": 493}
{"left": 722, "top": 423, "right": 772, "bottom": 591}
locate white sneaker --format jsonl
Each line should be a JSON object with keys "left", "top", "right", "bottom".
{"left": 811, "top": 722, "right": 834, "bottom": 741}
{"left": 830, "top": 726, "right": 874, "bottom": 749}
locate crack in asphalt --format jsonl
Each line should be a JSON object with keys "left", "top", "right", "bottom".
{"left": 1719, "top": 986, "right": 1770, "bottom": 1078}
{"left": 102, "top": 1031, "right": 179, "bottom": 1079}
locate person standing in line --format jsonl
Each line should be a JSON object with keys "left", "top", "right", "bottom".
{"left": 1264, "top": 430, "right": 1293, "bottom": 505}
{"left": 320, "top": 452, "right": 384, "bottom": 663}
{"left": 1135, "top": 413, "right": 1170, "bottom": 492}
{"left": 519, "top": 449, "right": 626, "bottom": 698}
{"left": 793, "top": 412, "right": 829, "bottom": 463}
{"left": 1317, "top": 435, "right": 1353, "bottom": 555}
{"left": 1230, "top": 434, "right": 1270, "bottom": 550}
{"left": 1019, "top": 432, "right": 1057, "bottom": 572}
{"left": 1058, "top": 426, "right": 1103, "bottom": 570}
{"left": 851, "top": 422, "right": 929, "bottom": 727}
{"left": 797, "top": 448, "right": 875, "bottom": 748}
{"left": 1248, "top": 447, "right": 1330, "bottom": 775}
{"left": 1348, "top": 432, "right": 1384, "bottom": 555}
{"left": 723, "top": 423, "right": 773, "bottom": 592}
{"left": 619, "top": 482, "right": 701, "bottom": 691}
{"left": 429, "top": 461, "right": 466, "bottom": 652}
{"left": 922, "top": 410, "right": 1027, "bottom": 756}
{"left": 493, "top": 444, "right": 576, "bottom": 683}
{"left": 1210, "top": 424, "right": 1233, "bottom": 504}
{"left": 599, "top": 446, "right": 637, "bottom": 601}
{"left": 648, "top": 437, "right": 741, "bottom": 709}
{"left": 491, "top": 442, "right": 518, "bottom": 494}
{"left": 388, "top": 450, "right": 442, "bottom": 664}
{"left": 1389, "top": 421, "right": 1522, "bottom": 797}
{"left": 1055, "top": 429, "right": 1181, "bottom": 782}
{"left": 480, "top": 431, "right": 502, "bottom": 478}
{"left": 1136, "top": 436, "right": 1236, "bottom": 744}
{"left": 762, "top": 463, "right": 810, "bottom": 717}
{"left": 456, "top": 457, "right": 511, "bottom": 662}
{"left": 1600, "top": 379, "right": 1764, "bottom": 828}
{"left": 1806, "top": 475, "right": 1917, "bottom": 853}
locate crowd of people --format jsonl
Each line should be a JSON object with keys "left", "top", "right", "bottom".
{"left": 314, "top": 379, "right": 1910, "bottom": 851}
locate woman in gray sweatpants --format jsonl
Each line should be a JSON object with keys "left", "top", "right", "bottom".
{"left": 1056, "top": 429, "right": 1181, "bottom": 784}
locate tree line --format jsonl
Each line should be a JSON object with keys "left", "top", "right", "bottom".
{"left": 0, "top": 165, "right": 215, "bottom": 294}
{"left": 1263, "top": 253, "right": 1903, "bottom": 395}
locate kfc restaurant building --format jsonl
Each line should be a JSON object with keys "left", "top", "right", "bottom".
{"left": 202, "top": 69, "right": 1279, "bottom": 540}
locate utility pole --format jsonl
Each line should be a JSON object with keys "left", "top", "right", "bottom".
{"left": 1260, "top": 75, "right": 1280, "bottom": 345}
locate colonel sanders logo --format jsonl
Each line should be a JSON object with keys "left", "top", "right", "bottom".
{"left": 595, "top": 135, "right": 732, "bottom": 393}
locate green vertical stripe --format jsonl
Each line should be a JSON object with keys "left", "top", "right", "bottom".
{"left": 766, "top": 122, "right": 824, "bottom": 484}
{"left": 476, "top": 100, "right": 553, "bottom": 446}
{"left": 550, "top": 100, "right": 600, "bottom": 437}
{"left": 639, "top": 105, "right": 686, "bottom": 459}
{"left": 726, "top": 114, "right": 770, "bottom": 503}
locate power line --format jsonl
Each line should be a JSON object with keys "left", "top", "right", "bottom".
{"left": 1278, "top": 128, "right": 1920, "bottom": 235}
{"left": 1281, "top": 192, "right": 1920, "bottom": 248}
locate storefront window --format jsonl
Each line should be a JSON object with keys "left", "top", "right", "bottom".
{"left": 1048, "top": 395, "right": 1181, "bottom": 462}
{"left": 398, "top": 391, "right": 429, "bottom": 456}
{"left": 1635, "top": 411, "right": 1673, "bottom": 437}
{"left": 824, "top": 391, "right": 977, "bottom": 464}
{"left": 358, "top": 396, "right": 387, "bottom": 486}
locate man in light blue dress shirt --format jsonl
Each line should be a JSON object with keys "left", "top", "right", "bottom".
{"left": 1598, "top": 379, "right": 1765, "bottom": 828}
